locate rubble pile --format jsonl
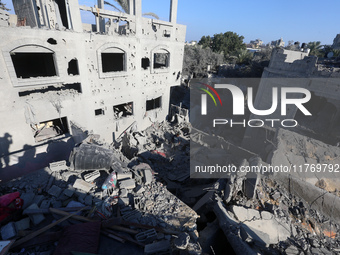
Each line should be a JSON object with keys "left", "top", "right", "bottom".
{"left": 208, "top": 165, "right": 340, "bottom": 254}
{"left": 0, "top": 122, "right": 200, "bottom": 255}
{"left": 1, "top": 115, "right": 340, "bottom": 254}
{"left": 270, "top": 129, "right": 340, "bottom": 190}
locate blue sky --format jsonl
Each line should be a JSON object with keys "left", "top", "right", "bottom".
{"left": 2, "top": 0, "right": 339, "bottom": 45}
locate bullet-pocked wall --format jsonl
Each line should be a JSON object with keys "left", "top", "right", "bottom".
{"left": 0, "top": 0, "right": 186, "bottom": 169}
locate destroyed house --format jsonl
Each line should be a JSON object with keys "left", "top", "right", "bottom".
{"left": 0, "top": 0, "right": 186, "bottom": 175}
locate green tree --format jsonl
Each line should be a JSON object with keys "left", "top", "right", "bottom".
{"left": 307, "top": 41, "right": 323, "bottom": 57}
{"left": 234, "top": 49, "right": 253, "bottom": 65}
{"left": 182, "top": 45, "right": 223, "bottom": 77}
{"left": 198, "top": 35, "right": 212, "bottom": 49}
{"left": 332, "top": 49, "right": 340, "bottom": 57}
{"left": 198, "top": 32, "right": 246, "bottom": 57}
{"left": 212, "top": 32, "right": 246, "bottom": 56}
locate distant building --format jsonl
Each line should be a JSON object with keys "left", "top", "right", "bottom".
{"left": 185, "top": 41, "right": 197, "bottom": 46}
{"left": 271, "top": 38, "right": 285, "bottom": 47}
{"left": 249, "top": 39, "right": 263, "bottom": 49}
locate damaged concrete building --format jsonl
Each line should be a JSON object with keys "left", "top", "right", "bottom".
{"left": 1, "top": 0, "right": 340, "bottom": 254}
{"left": 0, "top": 0, "right": 185, "bottom": 176}
{"left": 243, "top": 48, "right": 340, "bottom": 155}
{"left": 188, "top": 44, "right": 340, "bottom": 254}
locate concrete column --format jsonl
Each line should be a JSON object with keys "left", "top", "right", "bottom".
{"left": 97, "top": 0, "right": 105, "bottom": 33}
{"left": 169, "top": 0, "right": 178, "bottom": 23}
{"left": 134, "top": 0, "right": 142, "bottom": 36}
{"left": 95, "top": 5, "right": 100, "bottom": 33}
{"left": 67, "top": 0, "right": 83, "bottom": 32}
{"left": 128, "top": 0, "right": 134, "bottom": 15}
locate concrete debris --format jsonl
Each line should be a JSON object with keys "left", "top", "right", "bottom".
{"left": 83, "top": 170, "right": 101, "bottom": 182}
{"left": 119, "top": 188, "right": 128, "bottom": 198}
{"left": 144, "top": 240, "right": 171, "bottom": 255}
{"left": 47, "top": 185, "right": 62, "bottom": 197}
{"left": 232, "top": 205, "right": 291, "bottom": 246}
{"left": 119, "top": 178, "right": 136, "bottom": 190}
{"left": 0, "top": 0, "right": 197, "bottom": 252}
{"left": 232, "top": 206, "right": 261, "bottom": 222}
{"left": 20, "top": 192, "right": 35, "bottom": 210}
{"left": 143, "top": 169, "right": 153, "bottom": 185}
{"left": 1, "top": 222, "right": 16, "bottom": 240}
{"left": 73, "top": 178, "right": 94, "bottom": 193}
{"left": 49, "top": 160, "right": 67, "bottom": 172}
{"left": 135, "top": 228, "right": 157, "bottom": 244}
{"left": 1, "top": 92, "right": 340, "bottom": 255}
{"left": 63, "top": 187, "right": 75, "bottom": 197}
{"left": 24, "top": 203, "right": 45, "bottom": 225}
{"left": 14, "top": 218, "right": 30, "bottom": 232}
{"left": 244, "top": 156, "right": 261, "bottom": 199}
{"left": 117, "top": 171, "right": 133, "bottom": 181}
{"left": 174, "top": 232, "right": 190, "bottom": 250}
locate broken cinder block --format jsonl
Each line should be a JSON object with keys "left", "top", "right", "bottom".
{"left": 48, "top": 185, "right": 62, "bottom": 197}
{"left": 119, "top": 178, "right": 135, "bottom": 190}
{"left": 135, "top": 185, "right": 145, "bottom": 194}
{"left": 143, "top": 169, "right": 153, "bottom": 185}
{"left": 84, "top": 170, "right": 100, "bottom": 182}
{"left": 120, "top": 188, "right": 128, "bottom": 198}
{"left": 63, "top": 188, "right": 75, "bottom": 198}
{"left": 21, "top": 192, "right": 35, "bottom": 210}
{"left": 1, "top": 222, "right": 16, "bottom": 240}
{"left": 136, "top": 228, "right": 157, "bottom": 244}
{"left": 40, "top": 200, "right": 51, "bottom": 209}
{"left": 117, "top": 171, "right": 133, "bottom": 181}
{"left": 15, "top": 218, "right": 30, "bottom": 232}
{"left": 118, "top": 197, "right": 130, "bottom": 206}
{"left": 49, "top": 160, "right": 67, "bottom": 172}
{"left": 73, "top": 179, "right": 94, "bottom": 193}
{"left": 24, "top": 203, "right": 45, "bottom": 225}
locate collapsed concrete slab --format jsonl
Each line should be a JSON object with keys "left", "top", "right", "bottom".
{"left": 231, "top": 205, "right": 291, "bottom": 246}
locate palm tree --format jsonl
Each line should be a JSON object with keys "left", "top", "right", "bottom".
{"left": 333, "top": 49, "right": 340, "bottom": 58}
{"left": 307, "top": 41, "right": 323, "bottom": 56}
{"left": 104, "top": 0, "right": 159, "bottom": 19}
{"left": 0, "top": 0, "right": 10, "bottom": 11}
{"left": 104, "top": 0, "right": 129, "bottom": 13}
{"left": 235, "top": 49, "right": 253, "bottom": 65}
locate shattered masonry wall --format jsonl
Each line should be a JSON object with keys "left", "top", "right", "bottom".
{"left": 243, "top": 49, "right": 340, "bottom": 154}
{"left": 270, "top": 128, "right": 340, "bottom": 187}
{"left": 0, "top": 0, "right": 186, "bottom": 167}
{"left": 252, "top": 49, "right": 340, "bottom": 121}
{"left": 270, "top": 128, "right": 340, "bottom": 223}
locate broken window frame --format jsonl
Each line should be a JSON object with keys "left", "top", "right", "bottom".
{"left": 113, "top": 102, "right": 134, "bottom": 119}
{"left": 151, "top": 47, "right": 170, "bottom": 74}
{"left": 146, "top": 96, "right": 162, "bottom": 111}
{"left": 32, "top": 116, "right": 70, "bottom": 143}
{"left": 5, "top": 44, "right": 61, "bottom": 87}
{"left": 97, "top": 43, "right": 128, "bottom": 78}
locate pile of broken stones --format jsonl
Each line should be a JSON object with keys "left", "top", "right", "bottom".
{"left": 1, "top": 119, "right": 340, "bottom": 255}
{"left": 0, "top": 121, "right": 199, "bottom": 254}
